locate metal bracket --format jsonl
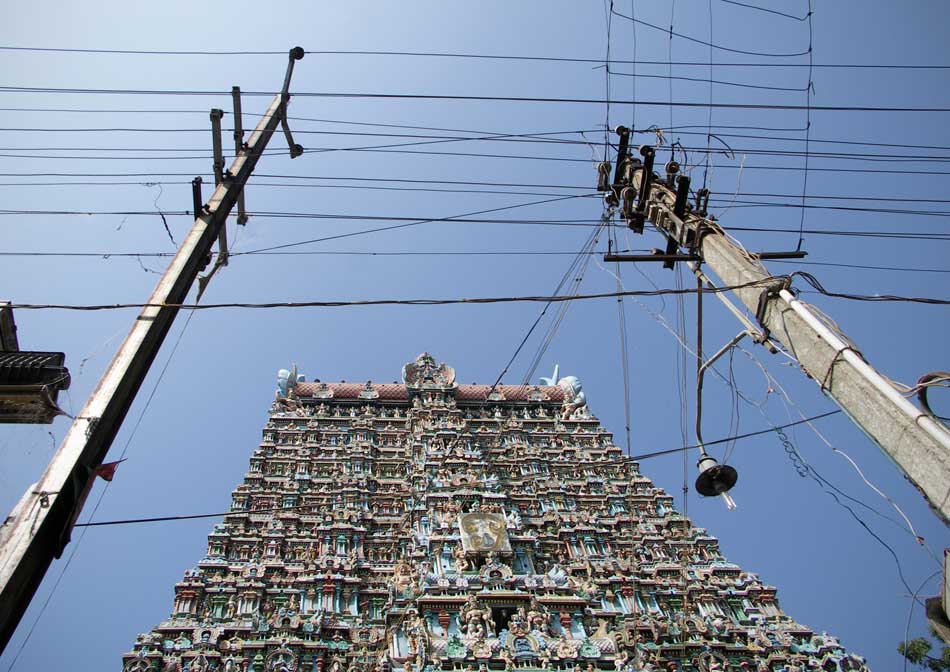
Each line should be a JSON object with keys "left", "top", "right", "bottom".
{"left": 191, "top": 177, "right": 204, "bottom": 221}
{"left": 596, "top": 161, "right": 612, "bottom": 193}
{"left": 231, "top": 87, "right": 248, "bottom": 226}
{"left": 627, "top": 145, "right": 656, "bottom": 233}
{"left": 612, "top": 126, "right": 631, "bottom": 190}
{"left": 699, "top": 330, "right": 751, "bottom": 381}
{"left": 280, "top": 47, "right": 306, "bottom": 159}
{"left": 209, "top": 109, "right": 225, "bottom": 186}
{"left": 689, "top": 263, "right": 778, "bottom": 354}
{"left": 753, "top": 277, "right": 793, "bottom": 343}
{"left": 194, "top": 175, "right": 229, "bottom": 301}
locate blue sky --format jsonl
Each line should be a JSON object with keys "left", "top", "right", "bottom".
{"left": 0, "top": 1, "right": 948, "bottom": 670}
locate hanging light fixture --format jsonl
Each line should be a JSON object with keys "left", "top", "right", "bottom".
{"left": 695, "top": 454, "right": 739, "bottom": 511}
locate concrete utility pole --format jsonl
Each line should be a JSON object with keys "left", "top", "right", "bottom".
{"left": 602, "top": 132, "right": 950, "bottom": 524}
{"left": 0, "top": 48, "right": 306, "bottom": 652}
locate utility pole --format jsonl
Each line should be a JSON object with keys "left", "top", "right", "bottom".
{"left": 0, "top": 47, "right": 306, "bottom": 652}
{"left": 601, "top": 128, "right": 950, "bottom": 524}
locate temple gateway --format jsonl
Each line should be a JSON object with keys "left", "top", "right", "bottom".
{"left": 124, "top": 353, "right": 867, "bottom": 672}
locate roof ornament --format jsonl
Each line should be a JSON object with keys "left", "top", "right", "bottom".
{"left": 276, "top": 365, "right": 306, "bottom": 400}
{"left": 402, "top": 352, "right": 456, "bottom": 388}
{"left": 538, "top": 365, "right": 560, "bottom": 387}
{"left": 539, "top": 365, "right": 588, "bottom": 419}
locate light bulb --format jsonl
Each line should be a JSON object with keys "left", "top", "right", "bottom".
{"left": 719, "top": 491, "right": 737, "bottom": 511}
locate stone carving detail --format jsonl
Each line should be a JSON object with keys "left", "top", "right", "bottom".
{"left": 539, "top": 364, "right": 589, "bottom": 419}
{"left": 458, "top": 513, "right": 511, "bottom": 553}
{"left": 276, "top": 365, "right": 305, "bottom": 400}
{"left": 401, "top": 352, "right": 456, "bottom": 388}
{"left": 125, "top": 355, "right": 868, "bottom": 672}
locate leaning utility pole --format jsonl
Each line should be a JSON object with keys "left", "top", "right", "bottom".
{"left": 601, "top": 127, "right": 950, "bottom": 524}
{"left": 0, "top": 48, "right": 306, "bottom": 652}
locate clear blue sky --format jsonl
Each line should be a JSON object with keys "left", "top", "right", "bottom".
{"left": 1, "top": 1, "right": 948, "bottom": 670}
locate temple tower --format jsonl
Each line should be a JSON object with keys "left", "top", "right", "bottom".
{"left": 123, "top": 353, "right": 866, "bottom": 672}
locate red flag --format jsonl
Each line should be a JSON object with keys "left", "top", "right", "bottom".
{"left": 93, "top": 459, "right": 127, "bottom": 482}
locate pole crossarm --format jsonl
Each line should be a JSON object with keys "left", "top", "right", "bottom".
{"left": 629, "top": 164, "right": 950, "bottom": 524}
{"left": 0, "top": 48, "right": 305, "bottom": 652}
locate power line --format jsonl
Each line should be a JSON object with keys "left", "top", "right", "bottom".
{"left": 0, "top": 172, "right": 593, "bottom": 190}
{"left": 489, "top": 216, "right": 605, "bottom": 391}
{"left": 10, "top": 138, "right": 950, "bottom": 164}
{"left": 0, "top": 207, "right": 946, "bottom": 241}
{"left": 8, "top": 147, "right": 950, "bottom": 169}
{"left": 664, "top": 128, "right": 950, "bottom": 153}
{"left": 240, "top": 194, "right": 594, "bottom": 254}
{"left": 610, "top": 7, "right": 809, "bottom": 57}
{"left": 719, "top": 0, "right": 810, "bottom": 21}
{"left": 1, "top": 250, "right": 946, "bottom": 275}
{"left": 5, "top": 172, "right": 950, "bottom": 207}
{"left": 2, "top": 45, "right": 948, "bottom": 68}
{"left": 769, "top": 260, "right": 950, "bottom": 274}
{"left": 9, "top": 179, "right": 950, "bottom": 207}
{"left": 0, "top": 180, "right": 582, "bottom": 199}
{"left": 7, "top": 277, "right": 947, "bottom": 311}
{"left": 4, "top": 85, "right": 950, "bottom": 112}
{"left": 629, "top": 409, "right": 841, "bottom": 460}
{"left": 0, "top": 249, "right": 649, "bottom": 259}
{"left": 0, "top": 127, "right": 595, "bottom": 148}
{"left": 607, "top": 68, "right": 809, "bottom": 92}
{"left": 793, "top": 270, "right": 950, "bottom": 305}
{"left": 726, "top": 226, "right": 950, "bottom": 241}
{"left": 709, "top": 199, "right": 950, "bottom": 218}
{"left": 0, "top": 46, "right": 288, "bottom": 56}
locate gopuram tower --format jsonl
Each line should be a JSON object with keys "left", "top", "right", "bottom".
{"left": 124, "top": 353, "right": 866, "bottom": 672}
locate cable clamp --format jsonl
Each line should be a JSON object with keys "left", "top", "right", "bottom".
{"left": 753, "top": 277, "right": 792, "bottom": 341}
{"left": 819, "top": 345, "right": 865, "bottom": 393}
{"left": 32, "top": 490, "right": 59, "bottom": 507}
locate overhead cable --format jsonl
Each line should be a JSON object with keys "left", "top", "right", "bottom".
{"left": 2, "top": 45, "right": 948, "bottom": 68}
{"left": 3, "top": 86, "right": 950, "bottom": 112}
{"left": 8, "top": 277, "right": 948, "bottom": 311}
{"left": 610, "top": 8, "right": 809, "bottom": 57}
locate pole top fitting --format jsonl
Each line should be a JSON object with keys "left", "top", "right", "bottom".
{"left": 290, "top": 47, "right": 305, "bottom": 60}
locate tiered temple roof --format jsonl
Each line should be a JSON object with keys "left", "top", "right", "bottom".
{"left": 124, "top": 353, "right": 867, "bottom": 672}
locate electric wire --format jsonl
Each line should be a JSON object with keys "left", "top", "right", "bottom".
{"left": 4, "top": 85, "right": 950, "bottom": 112}
{"left": 15, "top": 160, "right": 950, "bottom": 177}
{"left": 610, "top": 8, "right": 810, "bottom": 57}
{"left": 797, "top": 0, "right": 814, "bottom": 251}
{"left": 628, "top": 409, "right": 841, "bottom": 460}
{"left": 902, "top": 571, "right": 943, "bottom": 672}
{"left": 719, "top": 0, "right": 810, "bottom": 21}
{"left": 20, "top": 276, "right": 937, "bottom": 312}
{"left": 607, "top": 68, "right": 810, "bottom": 92}
{"left": 7, "top": 173, "right": 950, "bottom": 208}
{"left": 490, "top": 210, "right": 606, "bottom": 392}
{"left": 238, "top": 194, "right": 594, "bottom": 254}
{"left": 10, "top": 172, "right": 950, "bottom": 209}
{"left": 11, "top": 141, "right": 950, "bottom": 166}
{"left": 1, "top": 251, "right": 945, "bottom": 276}
{"left": 2, "top": 205, "right": 949, "bottom": 242}
{"left": 1, "top": 206, "right": 947, "bottom": 242}
{"left": 1, "top": 45, "right": 948, "bottom": 69}
{"left": 701, "top": 0, "right": 715, "bottom": 191}
{"left": 736, "top": 345, "right": 934, "bottom": 554}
